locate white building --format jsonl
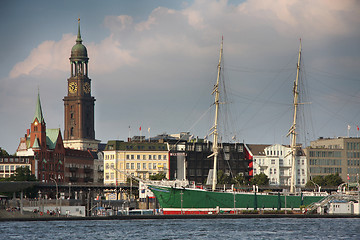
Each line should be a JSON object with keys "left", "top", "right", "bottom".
{"left": 248, "top": 144, "right": 308, "bottom": 187}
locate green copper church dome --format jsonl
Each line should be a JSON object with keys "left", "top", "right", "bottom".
{"left": 70, "top": 19, "right": 88, "bottom": 59}
{"left": 71, "top": 43, "right": 88, "bottom": 58}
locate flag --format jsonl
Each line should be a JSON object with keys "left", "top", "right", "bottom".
{"left": 357, "top": 125, "right": 359, "bottom": 131}
{"left": 348, "top": 125, "right": 351, "bottom": 130}
{"left": 139, "top": 126, "right": 141, "bottom": 131}
{"left": 148, "top": 127, "right": 150, "bottom": 132}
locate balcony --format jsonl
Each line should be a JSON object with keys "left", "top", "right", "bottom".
{"left": 69, "top": 176, "right": 78, "bottom": 182}
{"left": 84, "top": 177, "right": 93, "bottom": 183}
{"left": 69, "top": 166, "right": 78, "bottom": 172}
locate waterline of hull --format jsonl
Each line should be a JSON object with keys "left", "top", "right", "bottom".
{"left": 149, "top": 185, "right": 326, "bottom": 215}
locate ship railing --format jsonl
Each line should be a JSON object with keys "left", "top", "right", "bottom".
{"left": 305, "top": 193, "right": 357, "bottom": 213}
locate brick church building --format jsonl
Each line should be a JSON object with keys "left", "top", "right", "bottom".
{"left": 10, "top": 19, "right": 100, "bottom": 184}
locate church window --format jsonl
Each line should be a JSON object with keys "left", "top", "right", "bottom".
{"left": 71, "top": 113, "right": 74, "bottom": 119}
{"left": 70, "top": 127, "right": 74, "bottom": 136}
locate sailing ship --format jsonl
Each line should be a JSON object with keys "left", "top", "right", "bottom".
{"left": 148, "top": 39, "right": 326, "bottom": 214}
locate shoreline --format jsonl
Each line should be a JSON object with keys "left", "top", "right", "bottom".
{"left": 1, "top": 214, "right": 360, "bottom": 222}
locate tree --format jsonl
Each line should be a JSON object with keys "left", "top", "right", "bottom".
{"left": 217, "top": 170, "right": 233, "bottom": 184}
{"left": 251, "top": 173, "right": 269, "bottom": 186}
{"left": 8, "top": 167, "right": 37, "bottom": 181}
{"left": 0, "top": 148, "right": 9, "bottom": 157}
{"left": 234, "top": 174, "right": 249, "bottom": 186}
{"left": 306, "top": 173, "right": 343, "bottom": 187}
{"left": 324, "top": 173, "right": 343, "bottom": 186}
{"left": 149, "top": 172, "right": 167, "bottom": 180}
{"left": 306, "top": 175, "right": 325, "bottom": 188}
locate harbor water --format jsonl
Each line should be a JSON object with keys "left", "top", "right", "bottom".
{"left": 1, "top": 218, "right": 359, "bottom": 239}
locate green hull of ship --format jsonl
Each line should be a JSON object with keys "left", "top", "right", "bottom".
{"left": 149, "top": 185, "right": 325, "bottom": 210}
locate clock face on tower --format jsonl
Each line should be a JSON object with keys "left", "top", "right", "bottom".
{"left": 69, "top": 82, "right": 77, "bottom": 93}
{"left": 83, "top": 82, "right": 91, "bottom": 94}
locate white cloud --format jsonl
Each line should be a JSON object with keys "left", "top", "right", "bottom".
{"left": 9, "top": 0, "right": 360, "bottom": 79}
{"left": 9, "top": 34, "right": 73, "bottom": 79}
{"left": 3, "top": 0, "right": 360, "bottom": 153}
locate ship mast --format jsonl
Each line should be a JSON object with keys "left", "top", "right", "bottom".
{"left": 289, "top": 39, "right": 302, "bottom": 193}
{"left": 211, "top": 37, "right": 223, "bottom": 191}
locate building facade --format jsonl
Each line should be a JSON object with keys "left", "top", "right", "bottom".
{"left": 15, "top": 93, "right": 65, "bottom": 183}
{"left": 103, "top": 140, "right": 170, "bottom": 185}
{"left": 63, "top": 19, "right": 99, "bottom": 151}
{"left": 306, "top": 137, "right": 360, "bottom": 183}
{"left": 0, "top": 156, "right": 32, "bottom": 179}
{"left": 168, "top": 139, "right": 252, "bottom": 185}
{"left": 64, "top": 148, "right": 94, "bottom": 183}
{"left": 248, "top": 144, "right": 308, "bottom": 187}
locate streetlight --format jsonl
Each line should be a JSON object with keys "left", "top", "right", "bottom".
{"left": 50, "top": 177, "right": 59, "bottom": 216}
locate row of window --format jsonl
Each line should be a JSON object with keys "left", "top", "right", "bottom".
{"left": 126, "top": 154, "right": 167, "bottom": 160}
{"left": 126, "top": 162, "right": 167, "bottom": 170}
{"left": 186, "top": 144, "right": 243, "bottom": 152}
{"left": 254, "top": 158, "right": 305, "bottom": 166}
{"left": 266, "top": 150, "right": 284, "bottom": 156}
{"left": 0, "top": 165, "right": 29, "bottom": 172}
{"left": 0, "top": 158, "right": 30, "bottom": 163}
{"left": 347, "top": 142, "right": 360, "bottom": 150}
{"left": 268, "top": 178, "right": 306, "bottom": 185}
{"left": 347, "top": 168, "right": 360, "bottom": 174}
{"left": 309, "top": 151, "right": 342, "bottom": 158}
{"left": 309, "top": 167, "right": 342, "bottom": 174}
{"left": 309, "top": 159, "right": 342, "bottom": 166}
{"left": 105, "top": 172, "right": 157, "bottom": 180}
{"left": 348, "top": 160, "right": 360, "bottom": 166}
{"left": 105, "top": 154, "right": 168, "bottom": 160}
{"left": 347, "top": 152, "right": 360, "bottom": 159}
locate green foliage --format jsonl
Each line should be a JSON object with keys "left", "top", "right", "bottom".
{"left": 234, "top": 174, "right": 249, "bottom": 186}
{"left": 8, "top": 167, "right": 37, "bottom": 182}
{"left": 0, "top": 148, "right": 9, "bottom": 157}
{"left": 149, "top": 172, "right": 167, "bottom": 180}
{"left": 306, "top": 173, "right": 343, "bottom": 187}
{"left": 251, "top": 173, "right": 269, "bottom": 186}
{"left": 324, "top": 173, "right": 343, "bottom": 186}
{"left": 217, "top": 170, "right": 234, "bottom": 184}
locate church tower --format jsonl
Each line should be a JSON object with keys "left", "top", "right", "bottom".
{"left": 30, "top": 92, "right": 47, "bottom": 150}
{"left": 63, "top": 19, "right": 99, "bottom": 150}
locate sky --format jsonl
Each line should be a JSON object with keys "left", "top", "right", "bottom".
{"left": 1, "top": 0, "right": 360, "bottom": 154}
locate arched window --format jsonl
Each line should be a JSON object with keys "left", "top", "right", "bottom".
{"left": 70, "top": 127, "right": 74, "bottom": 136}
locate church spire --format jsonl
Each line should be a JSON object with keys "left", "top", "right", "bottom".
{"left": 33, "top": 91, "right": 44, "bottom": 123}
{"left": 76, "top": 17, "right": 82, "bottom": 44}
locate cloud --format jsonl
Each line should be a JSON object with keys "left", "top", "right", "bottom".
{"left": 9, "top": 34, "right": 73, "bottom": 79}
{"left": 9, "top": 0, "right": 360, "bottom": 80}
{"left": 3, "top": 0, "right": 360, "bottom": 153}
